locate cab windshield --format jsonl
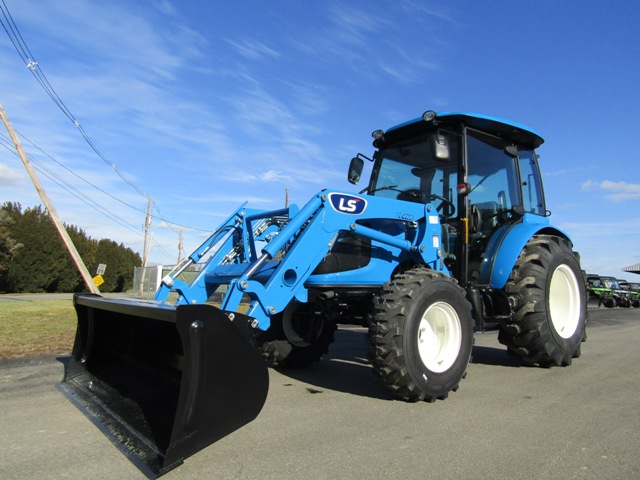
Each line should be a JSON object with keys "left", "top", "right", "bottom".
{"left": 602, "top": 277, "right": 620, "bottom": 289}
{"left": 370, "top": 132, "right": 459, "bottom": 217}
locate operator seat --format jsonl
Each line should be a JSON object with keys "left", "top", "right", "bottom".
{"left": 470, "top": 201, "right": 499, "bottom": 236}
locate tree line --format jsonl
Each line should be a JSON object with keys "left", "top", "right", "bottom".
{"left": 0, "top": 202, "right": 141, "bottom": 293}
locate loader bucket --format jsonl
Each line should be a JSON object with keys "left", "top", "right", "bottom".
{"left": 57, "top": 293, "right": 269, "bottom": 478}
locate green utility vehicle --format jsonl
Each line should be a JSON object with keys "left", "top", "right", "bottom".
{"left": 619, "top": 279, "right": 640, "bottom": 308}
{"left": 586, "top": 274, "right": 615, "bottom": 308}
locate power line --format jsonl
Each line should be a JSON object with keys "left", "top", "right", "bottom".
{"left": 0, "top": 0, "right": 211, "bottom": 260}
{"left": 1, "top": 136, "right": 178, "bottom": 261}
{"left": 0, "top": 132, "right": 141, "bottom": 235}
{"left": 1, "top": 129, "right": 209, "bottom": 234}
{"left": 0, "top": 0, "right": 146, "bottom": 195}
{"left": 0, "top": 102, "right": 99, "bottom": 292}
{"left": 5, "top": 132, "right": 144, "bottom": 212}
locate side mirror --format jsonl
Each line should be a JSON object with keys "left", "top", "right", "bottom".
{"left": 430, "top": 132, "right": 450, "bottom": 161}
{"left": 348, "top": 157, "right": 364, "bottom": 184}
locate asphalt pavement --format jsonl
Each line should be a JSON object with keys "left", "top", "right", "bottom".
{"left": 1, "top": 308, "right": 639, "bottom": 480}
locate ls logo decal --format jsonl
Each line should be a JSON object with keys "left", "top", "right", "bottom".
{"left": 328, "top": 193, "right": 367, "bottom": 215}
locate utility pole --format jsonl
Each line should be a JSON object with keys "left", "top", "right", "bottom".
{"left": 177, "top": 228, "right": 183, "bottom": 265}
{"left": 0, "top": 103, "right": 99, "bottom": 294}
{"left": 285, "top": 186, "right": 289, "bottom": 208}
{"left": 138, "top": 196, "right": 152, "bottom": 295}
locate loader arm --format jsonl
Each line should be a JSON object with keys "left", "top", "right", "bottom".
{"left": 154, "top": 202, "right": 250, "bottom": 304}
{"left": 158, "top": 190, "right": 447, "bottom": 330}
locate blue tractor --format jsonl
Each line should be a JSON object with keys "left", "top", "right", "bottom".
{"left": 60, "top": 111, "right": 587, "bottom": 478}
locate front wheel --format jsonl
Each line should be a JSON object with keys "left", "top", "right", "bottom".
{"left": 256, "top": 300, "right": 336, "bottom": 368}
{"left": 501, "top": 235, "right": 587, "bottom": 366}
{"left": 368, "top": 267, "right": 474, "bottom": 402}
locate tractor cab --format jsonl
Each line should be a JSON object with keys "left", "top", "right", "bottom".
{"left": 351, "top": 111, "right": 547, "bottom": 288}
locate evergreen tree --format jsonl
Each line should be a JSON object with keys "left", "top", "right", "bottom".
{"left": 7, "top": 205, "right": 63, "bottom": 292}
{"left": 0, "top": 206, "right": 23, "bottom": 292}
{"left": 68, "top": 224, "right": 98, "bottom": 290}
{"left": 95, "top": 239, "right": 141, "bottom": 292}
{"left": 0, "top": 202, "right": 141, "bottom": 293}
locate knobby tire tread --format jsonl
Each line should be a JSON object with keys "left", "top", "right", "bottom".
{"left": 257, "top": 316, "right": 336, "bottom": 369}
{"left": 368, "top": 267, "right": 473, "bottom": 402}
{"left": 500, "top": 234, "right": 586, "bottom": 367}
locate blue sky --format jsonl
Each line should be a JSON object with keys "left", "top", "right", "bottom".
{"left": 1, "top": 0, "right": 639, "bottom": 280}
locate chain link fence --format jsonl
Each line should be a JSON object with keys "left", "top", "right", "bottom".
{"left": 132, "top": 264, "right": 234, "bottom": 303}
{"left": 133, "top": 264, "right": 206, "bottom": 298}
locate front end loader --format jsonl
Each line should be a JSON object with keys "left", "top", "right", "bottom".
{"left": 59, "top": 110, "right": 587, "bottom": 478}
{"left": 58, "top": 296, "right": 268, "bottom": 477}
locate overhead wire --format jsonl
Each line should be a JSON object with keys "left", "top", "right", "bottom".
{"left": 0, "top": 0, "right": 209, "bottom": 251}
{"left": 0, "top": 132, "right": 142, "bottom": 235}
{"left": 0, "top": 130, "right": 201, "bottom": 263}
{"left": 1, "top": 138, "right": 178, "bottom": 260}
{"left": 0, "top": 0, "right": 146, "bottom": 197}
{"left": 18, "top": 130, "right": 209, "bottom": 231}
{"left": 0, "top": 135, "right": 191, "bottom": 262}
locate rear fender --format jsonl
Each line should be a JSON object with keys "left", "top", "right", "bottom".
{"left": 485, "top": 215, "right": 572, "bottom": 289}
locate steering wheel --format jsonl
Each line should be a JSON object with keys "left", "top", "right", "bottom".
{"left": 427, "top": 194, "right": 456, "bottom": 216}
{"left": 397, "top": 189, "right": 424, "bottom": 202}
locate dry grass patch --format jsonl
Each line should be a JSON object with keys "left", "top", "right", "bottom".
{"left": 0, "top": 299, "right": 76, "bottom": 359}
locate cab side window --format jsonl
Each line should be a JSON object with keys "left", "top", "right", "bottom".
{"left": 466, "top": 131, "right": 521, "bottom": 212}
{"left": 518, "top": 150, "right": 545, "bottom": 215}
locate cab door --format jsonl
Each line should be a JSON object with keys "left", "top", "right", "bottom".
{"left": 462, "top": 129, "right": 523, "bottom": 285}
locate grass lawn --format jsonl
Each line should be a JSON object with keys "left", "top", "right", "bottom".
{"left": 0, "top": 299, "right": 76, "bottom": 360}
{"left": 0, "top": 295, "right": 247, "bottom": 360}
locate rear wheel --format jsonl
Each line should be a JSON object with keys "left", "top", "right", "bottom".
{"left": 256, "top": 300, "right": 336, "bottom": 368}
{"left": 501, "top": 235, "right": 586, "bottom": 366}
{"left": 368, "top": 267, "right": 474, "bottom": 402}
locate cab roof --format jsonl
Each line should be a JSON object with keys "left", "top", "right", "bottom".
{"left": 384, "top": 111, "right": 544, "bottom": 149}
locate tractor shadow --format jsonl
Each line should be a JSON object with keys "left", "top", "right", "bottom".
{"left": 273, "top": 328, "right": 394, "bottom": 401}
{"left": 274, "top": 327, "right": 522, "bottom": 401}
{"left": 469, "top": 345, "right": 523, "bottom": 367}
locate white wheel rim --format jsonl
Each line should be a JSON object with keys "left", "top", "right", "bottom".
{"left": 417, "top": 301, "right": 462, "bottom": 373}
{"left": 549, "top": 264, "right": 581, "bottom": 339}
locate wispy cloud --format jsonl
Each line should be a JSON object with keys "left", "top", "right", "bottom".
{"left": 225, "top": 39, "right": 281, "bottom": 60}
{"left": 224, "top": 84, "right": 325, "bottom": 160}
{"left": 376, "top": 56, "right": 440, "bottom": 86}
{"left": 0, "top": 162, "right": 26, "bottom": 188}
{"left": 397, "top": 0, "right": 459, "bottom": 26}
{"left": 1, "top": 1, "right": 223, "bottom": 262}
{"left": 581, "top": 180, "right": 640, "bottom": 201}
{"left": 1, "top": 0, "right": 459, "bottom": 265}
{"left": 558, "top": 217, "right": 640, "bottom": 276}
{"left": 326, "top": 3, "right": 387, "bottom": 42}
{"left": 322, "top": 3, "right": 445, "bottom": 84}
{"left": 282, "top": 2, "right": 436, "bottom": 85}
{"left": 26, "top": 1, "right": 205, "bottom": 78}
